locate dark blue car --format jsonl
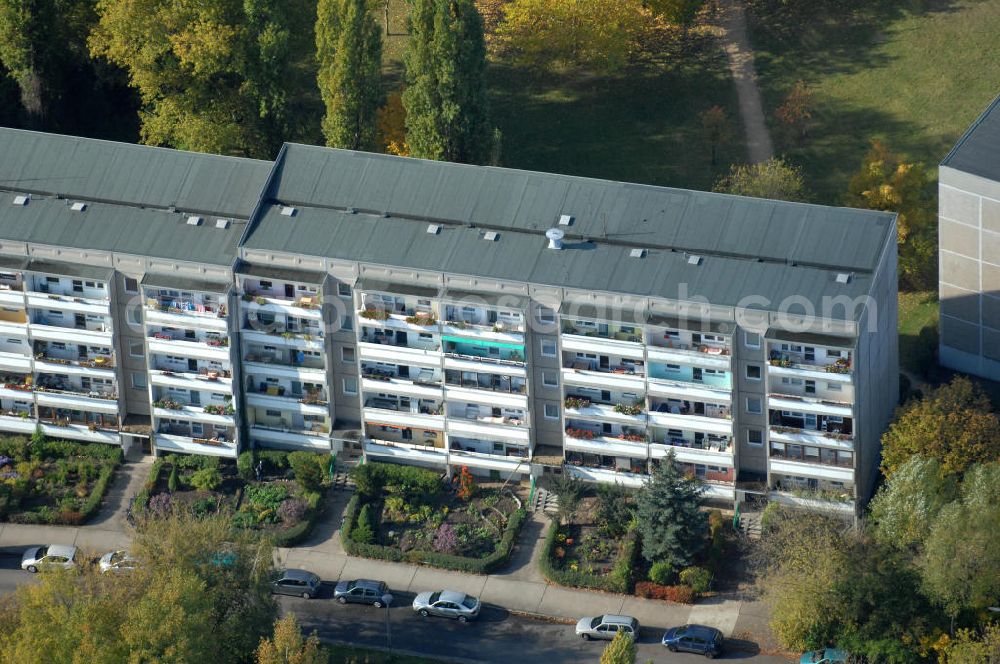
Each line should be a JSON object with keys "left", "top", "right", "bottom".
{"left": 662, "top": 624, "right": 724, "bottom": 658}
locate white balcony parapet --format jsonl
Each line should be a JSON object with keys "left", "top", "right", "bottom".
{"left": 446, "top": 418, "right": 530, "bottom": 442}
{"left": 34, "top": 358, "right": 116, "bottom": 379}
{"left": 646, "top": 378, "right": 732, "bottom": 402}
{"left": 359, "top": 342, "right": 441, "bottom": 368}
{"left": 448, "top": 449, "right": 528, "bottom": 473}
{"left": 566, "top": 465, "right": 648, "bottom": 489}
{"left": 768, "top": 362, "right": 852, "bottom": 384}
{"left": 149, "top": 370, "right": 233, "bottom": 393}
{"left": 29, "top": 324, "right": 111, "bottom": 345}
{"left": 359, "top": 312, "right": 439, "bottom": 334}
{"left": 0, "top": 386, "right": 34, "bottom": 401}
{"left": 440, "top": 322, "right": 523, "bottom": 345}
{"left": 0, "top": 415, "right": 38, "bottom": 435}
{"left": 0, "top": 289, "right": 24, "bottom": 307}
{"left": 364, "top": 439, "right": 448, "bottom": 466}
{"left": 40, "top": 423, "right": 120, "bottom": 445}
{"left": 769, "top": 426, "right": 854, "bottom": 449}
{"left": 442, "top": 355, "right": 526, "bottom": 377}
{"left": 0, "top": 351, "right": 32, "bottom": 373}
{"left": 564, "top": 435, "right": 649, "bottom": 459}
{"left": 443, "top": 385, "right": 527, "bottom": 409}
{"left": 153, "top": 405, "right": 235, "bottom": 426}
{"left": 155, "top": 433, "right": 237, "bottom": 458}
{"left": 144, "top": 307, "right": 228, "bottom": 331}
{"left": 36, "top": 390, "right": 119, "bottom": 414}
{"left": 769, "top": 490, "right": 854, "bottom": 514}
{"left": 26, "top": 293, "right": 109, "bottom": 315}
{"left": 245, "top": 297, "right": 322, "bottom": 319}
{"left": 363, "top": 377, "right": 443, "bottom": 400}
{"left": 702, "top": 483, "right": 736, "bottom": 501}
{"left": 246, "top": 392, "right": 329, "bottom": 416}
{"left": 769, "top": 458, "right": 854, "bottom": 483}
{"left": 242, "top": 361, "right": 327, "bottom": 381}
{"left": 768, "top": 395, "right": 852, "bottom": 418}
{"left": 0, "top": 321, "right": 28, "bottom": 338}
{"left": 147, "top": 338, "right": 231, "bottom": 362}
{"left": 248, "top": 425, "right": 330, "bottom": 451}
{"left": 363, "top": 407, "right": 444, "bottom": 431}
{"left": 560, "top": 333, "right": 644, "bottom": 360}
{"left": 647, "top": 411, "right": 733, "bottom": 436}
{"left": 560, "top": 367, "right": 645, "bottom": 391}
{"left": 240, "top": 329, "right": 324, "bottom": 351}
{"left": 563, "top": 402, "right": 646, "bottom": 425}
{"left": 649, "top": 442, "right": 734, "bottom": 468}
{"left": 646, "top": 345, "right": 731, "bottom": 370}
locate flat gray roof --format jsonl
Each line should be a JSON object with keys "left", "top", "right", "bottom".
{"left": 25, "top": 258, "right": 113, "bottom": 280}
{"left": 236, "top": 263, "right": 327, "bottom": 285}
{"left": 942, "top": 93, "right": 1000, "bottom": 182}
{"left": 141, "top": 272, "right": 232, "bottom": 294}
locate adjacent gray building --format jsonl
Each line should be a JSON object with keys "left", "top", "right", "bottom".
{"left": 0, "top": 127, "right": 899, "bottom": 516}
{"left": 939, "top": 93, "right": 1000, "bottom": 381}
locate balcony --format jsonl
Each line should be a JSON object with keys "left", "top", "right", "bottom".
{"left": 649, "top": 437, "right": 734, "bottom": 467}
{"left": 245, "top": 387, "right": 329, "bottom": 416}
{"left": 440, "top": 314, "right": 525, "bottom": 345}
{"left": 26, "top": 292, "right": 109, "bottom": 316}
{"left": 247, "top": 423, "right": 331, "bottom": 451}
{"left": 0, "top": 351, "right": 32, "bottom": 373}
{"left": 560, "top": 334, "right": 645, "bottom": 360}
{"left": 768, "top": 394, "right": 852, "bottom": 419}
{"left": 561, "top": 321, "right": 643, "bottom": 343}
{"left": 34, "top": 353, "right": 115, "bottom": 376}
{"left": 29, "top": 321, "right": 111, "bottom": 345}
{"left": 561, "top": 363, "right": 645, "bottom": 392}
{"left": 648, "top": 364, "right": 731, "bottom": 390}
{"left": 447, "top": 448, "right": 529, "bottom": 473}
{"left": 767, "top": 347, "right": 852, "bottom": 381}
{"left": 149, "top": 369, "right": 233, "bottom": 392}
{"left": 363, "top": 438, "right": 448, "bottom": 466}
{"left": 769, "top": 446, "right": 854, "bottom": 483}
{"left": 148, "top": 333, "right": 231, "bottom": 362}
{"left": 152, "top": 400, "right": 235, "bottom": 426}
{"left": 645, "top": 344, "right": 731, "bottom": 370}
{"left": 647, "top": 403, "right": 732, "bottom": 436}
{"left": 155, "top": 433, "right": 237, "bottom": 458}
{"left": 243, "top": 350, "right": 326, "bottom": 374}
{"left": 564, "top": 396, "right": 646, "bottom": 425}
{"left": 442, "top": 338, "right": 525, "bottom": 368}
{"left": 34, "top": 387, "right": 119, "bottom": 414}
{"left": 363, "top": 397, "right": 444, "bottom": 430}
{"left": 144, "top": 305, "right": 229, "bottom": 332}
{"left": 565, "top": 459, "right": 649, "bottom": 489}
{"left": 244, "top": 293, "right": 322, "bottom": 319}
{"left": 240, "top": 327, "right": 324, "bottom": 351}
{"left": 39, "top": 421, "right": 120, "bottom": 444}
{"left": 563, "top": 428, "right": 648, "bottom": 459}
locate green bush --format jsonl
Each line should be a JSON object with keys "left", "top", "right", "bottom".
{"left": 0, "top": 436, "right": 29, "bottom": 460}
{"left": 257, "top": 450, "right": 289, "bottom": 470}
{"left": 189, "top": 467, "right": 222, "bottom": 492}
{"left": 760, "top": 501, "right": 782, "bottom": 532}
{"left": 679, "top": 566, "right": 713, "bottom": 593}
{"left": 167, "top": 464, "right": 179, "bottom": 492}
{"left": 352, "top": 504, "right": 376, "bottom": 544}
{"left": 349, "top": 461, "right": 441, "bottom": 499}
{"left": 649, "top": 559, "right": 677, "bottom": 586}
{"left": 236, "top": 451, "right": 254, "bottom": 481}
{"left": 288, "top": 451, "right": 324, "bottom": 491}
{"left": 80, "top": 463, "right": 115, "bottom": 520}
{"left": 134, "top": 457, "right": 166, "bottom": 510}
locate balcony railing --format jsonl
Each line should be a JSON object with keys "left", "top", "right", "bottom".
{"left": 561, "top": 323, "right": 642, "bottom": 343}
{"left": 153, "top": 367, "right": 232, "bottom": 380}
{"left": 359, "top": 333, "right": 441, "bottom": 352}
{"left": 448, "top": 411, "right": 526, "bottom": 427}
{"left": 34, "top": 353, "right": 115, "bottom": 369}
{"left": 145, "top": 297, "right": 227, "bottom": 318}
{"left": 563, "top": 359, "right": 645, "bottom": 376}
{"left": 243, "top": 292, "right": 321, "bottom": 309}
{"left": 364, "top": 397, "right": 443, "bottom": 416}
{"left": 770, "top": 448, "right": 853, "bottom": 468}
{"left": 653, "top": 437, "right": 733, "bottom": 454}
{"left": 444, "top": 376, "right": 525, "bottom": 394}
{"left": 649, "top": 402, "right": 730, "bottom": 420}
{"left": 363, "top": 369, "right": 442, "bottom": 387}
{"left": 35, "top": 386, "right": 117, "bottom": 401}
{"left": 150, "top": 332, "right": 229, "bottom": 347}
{"left": 246, "top": 385, "right": 328, "bottom": 405}
{"left": 251, "top": 422, "right": 331, "bottom": 436}
{"left": 243, "top": 353, "right": 326, "bottom": 370}
{"left": 768, "top": 352, "right": 851, "bottom": 374}
{"left": 443, "top": 350, "right": 524, "bottom": 366}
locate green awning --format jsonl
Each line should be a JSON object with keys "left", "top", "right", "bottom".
{"left": 441, "top": 335, "right": 524, "bottom": 350}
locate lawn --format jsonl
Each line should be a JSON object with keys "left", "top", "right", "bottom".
{"left": 747, "top": 0, "right": 1000, "bottom": 204}
{"left": 0, "top": 437, "right": 120, "bottom": 525}
{"left": 379, "top": 1, "right": 744, "bottom": 191}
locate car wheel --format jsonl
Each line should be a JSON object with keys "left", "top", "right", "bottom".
{"left": 373, "top": 601, "right": 383, "bottom": 608}
{"left": 667, "top": 645, "right": 677, "bottom": 652}
{"left": 458, "top": 615, "right": 468, "bottom": 623}
{"left": 419, "top": 609, "right": 430, "bottom": 617}
{"left": 302, "top": 592, "right": 311, "bottom": 599}
{"left": 26, "top": 565, "right": 37, "bottom": 574}
{"left": 704, "top": 653, "right": 715, "bottom": 659}
{"left": 337, "top": 596, "right": 347, "bottom": 604}
{"left": 582, "top": 634, "right": 591, "bottom": 641}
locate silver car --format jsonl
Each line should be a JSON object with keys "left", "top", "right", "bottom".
{"left": 412, "top": 590, "right": 481, "bottom": 622}
{"left": 21, "top": 545, "right": 78, "bottom": 573}
{"left": 576, "top": 614, "right": 640, "bottom": 641}
{"left": 99, "top": 550, "right": 139, "bottom": 574}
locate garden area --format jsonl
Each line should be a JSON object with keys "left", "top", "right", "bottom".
{"left": 540, "top": 460, "right": 731, "bottom": 603}
{"left": 0, "top": 433, "right": 121, "bottom": 525}
{"left": 342, "top": 463, "right": 525, "bottom": 574}
{"left": 136, "top": 449, "right": 329, "bottom": 546}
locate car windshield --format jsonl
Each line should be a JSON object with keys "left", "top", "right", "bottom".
{"left": 36, "top": 546, "right": 48, "bottom": 558}
{"left": 429, "top": 592, "right": 441, "bottom": 604}
{"left": 346, "top": 581, "right": 357, "bottom": 591}
{"left": 591, "top": 617, "right": 603, "bottom": 629}
{"left": 461, "top": 596, "right": 477, "bottom": 609}
{"left": 111, "top": 551, "right": 126, "bottom": 563}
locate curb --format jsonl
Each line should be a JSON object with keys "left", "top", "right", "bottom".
{"left": 317, "top": 637, "right": 483, "bottom": 664}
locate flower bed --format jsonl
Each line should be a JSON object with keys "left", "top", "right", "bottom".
{"left": 0, "top": 435, "right": 121, "bottom": 525}
{"left": 139, "top": 450, "right": 327, "bottom": 545}
{"left": 342, "top": 462, "right": 525, "bottom": 574}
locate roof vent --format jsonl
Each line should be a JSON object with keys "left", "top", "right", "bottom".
{"left": 346, "top": 207, "right": 356, "bottom": 214}
{"left": 629, "top": 248, "right": 647, "bottom": 259}
{"left": 687, "top": 254, "right": 702, "bottom": 266}
{"left": 186, "top": 216, "right": 202, "bottom": 226}
{"left": 559, "top": 214, "right": 574, "bottom": 226}
{"left": 835, "top": 272, "right": 852, "bottom": 284}
{"left": 546, "top": 228, "right": 565, "bottom": 250}
{"left": 427, "top": 224, "right": 441, "bottom": 235}
{"left": 280, "top": 206, "right": 296, "bottom": 217}
{"left": 483, "top": 231, "right": 499, "bottom": 242}
{"left": 215, "top": 218, "right": 231, "bottom": 229}
{"left": 12, "top": 195, "right": 29, "bottom": 206}
{"left": 70, "top": 202, "right": 87, "bottom": 212}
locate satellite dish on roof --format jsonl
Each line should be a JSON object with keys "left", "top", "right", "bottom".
{"left": 546, "top": 228, "right": 565, "bottom": 250}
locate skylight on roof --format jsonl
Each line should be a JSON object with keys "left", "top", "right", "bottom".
{"left": 483, "top": 231, "right": 499, "bottom": 242}
{"left": 427, "top": 224, "right": 441, "bottom": 235}
{"left": 215, "top": 218, "right": 230, "bottom": 229}
{"left": 629, "top": 248, "right": 647, "bottom": 258}
{"left": 70, "top": 202, "right": 87, "bottom": 212}
{"left": 186, "top": 216, "right": 202, "bottom": 226}
{"left": 280, "top": 206, "right": 296, "bottom": 217}
{"left": 12, "top": 195, "right": 28, "bottom": 206}
{"left": 559, "top": 214, "right": 574, "bottom": 226}
{"left": 835, "top": 272, "right": 852, "bottom": 284}
{"left": 687, "top": 255, "right": 702, "bottom": 266}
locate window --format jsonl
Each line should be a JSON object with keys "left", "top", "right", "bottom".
{"left": 536, "top": 307, "right": 555, "bottom": 324}
{"left": 129, "top": 342, "right": 144, "bottom": 358}
{"left": 342, "top": 347, "right": 355, "bottom": 363}
{"left": 542, "top": 371, "right": 558, "bottom": 387}
{"left": 72, "top": 280, "right": 83, "bottom": 293}
{"left": 747, "top": 429, "right": 763, "bottom": 446}
{"left": 131, "top": 373, "right": 147, "bottom": 389}
{"left": 543, "top": 403, "right": 559, "bottom": 420}
{"left": 343, "top": 377, "right": 358, "bottom": 395}
{"left": 259, "top": 280, "right": 272, "bottom": 290}
{"left": 341, "top": 315, "right": 353, "bottom": 331}
{"left": 746, "top": 397, "right": 762, "bottom": 414}
{"left": 338, "top": 283, "right": 351, "bottom": 297}
{"left": 265, "top": 409, "right": 282, "bottom": 417}
{"left": 127, "top": 307, "right": 142, "bottom": 325}
{"left": 744, "top": 331, "right": 761, "bottom": 349}
{"left": 827, "top": 382, "right": 842, "bottom": 392}
{"left": 124, "top": 277, "right": 138, "bottom": 293}
{"left": 745, "top": 364, "right": 761, "bottom": 381}
{"left": 540, "top": 338, "right": 557, "bottom": 357}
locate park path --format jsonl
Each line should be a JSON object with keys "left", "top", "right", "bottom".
{"left": 714, "top": 0, "right": 774, "bottom": 163}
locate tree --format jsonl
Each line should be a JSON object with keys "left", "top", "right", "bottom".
{"left": 495, "top": 0, "right": 646, "bottom": 73}
{"left": 713, "top": 158, "right": 807, "bottom": 202}
{"left": 646, "top": 0, "right": 703, "bottom": 25}
{"left": 90, "top": 0, "right": 315, "bottom": 157}
{"left": 942, "top": 623, "right": 1000, "bottom": 664}
{"left": 256, "top": 615, "right": 326, "bottom": 664}
{"left": 845, "top": 139, "right": 935, "bottom": 289}
{"left": 403, "top": 0, "right": 491, "bottom": 163}
{"left": 869, "top": 455, "right": 956, "bottom": 551}
{"left": 288, "top": 451, "right": 324, "bottom": 491}
{"left": 600, "top": 629, "right": 636, "bottom": 664}
{"left": 317, "top": 0, "right": 383, "bottom": 150}
{"left": 880, "top": 376, "right": 1000, "bottom": 479}
{"left": 352, "top": 503, "right": 376, "bottom": 543}
{"left": 548, "top": 470, "right": 584, "bottom": 524}
{"left": 699, "top": 105, "right": 731, "bottom": 168}
{"left": 635, "top": 452, "right": 707, "bottom": 566}
{"left": 775, "top": 79, "right": 812, "bottom": 140}
{"left": 376, "top": 89, "right": 409, "bottom": 155}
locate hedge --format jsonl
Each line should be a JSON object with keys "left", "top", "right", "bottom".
{"left": 134, "top": 457, "right": 167, "bottom": 510}
{"left": 340, "top": 493, "right": 527, "bottom": 574}
{"left": 538, "top": 520, "right": 640, "bottom": 594}
{"left": 80, "top": 462, "right": 116, "bottom": 521}
{"left": 634, "top": 581, "right": 696, "bottom": 603}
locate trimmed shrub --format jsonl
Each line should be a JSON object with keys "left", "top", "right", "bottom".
{"left": 601, "top": 630, "right": 637, "bottom": 664}
{"left": 236, "top": 451, "right": 255, "bottom": 481}
{"left": 189, "top": 467, "right": 222, "bottom": 492}
{"left": 649, "top": 559, "right": 677, "bottom": 586}
{"left": 79, "top": 463, "right": 115, "bottom": 520}
{"left": 288, "top": 451, "right": 324, "bottom": 491}
{"left": 352, "top": 504, "right": 376, "bottom": 544}
{"left": 167, "top": 464, "right": 179, "bottom": 492}
{"left": 679, "top": 566, "right": 713, "bottom": 593}
{"left": 134, "top": 457, "right": 166, "bottom": 510}
{"left": 257, "top": 450, "right": 289, "bottom": 470}
{"left": 634, "top": 582, "right": 696, "bottom": 604}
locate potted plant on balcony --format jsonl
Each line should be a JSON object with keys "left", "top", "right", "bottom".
{"left": 360, "top": 308, "right": 390, "bottom": 321}
{"left": 564, "top": 396, "right": 590, "bottom": 409}
{"left": 613, "top": 402, "right": 643, "bottom": 416}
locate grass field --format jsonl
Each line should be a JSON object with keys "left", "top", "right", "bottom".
{"left": 898, "top": 290, "right": 939, "bottom": 376}
{"left": 378, "top": 2, "right": 743, "bottom": 191}
{"left": 747, "top": 0, "right": 1000, "bottom": 204}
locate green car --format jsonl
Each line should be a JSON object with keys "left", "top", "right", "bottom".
{"left": 800, "top": 648, "right": 850, "bottom": 664}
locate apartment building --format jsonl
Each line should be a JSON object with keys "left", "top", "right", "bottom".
{"left": 0, "top": 128, "right": 898, "bottom": 515}
{"left": 939, "top": 93, "right": 1000, "bottom": 381}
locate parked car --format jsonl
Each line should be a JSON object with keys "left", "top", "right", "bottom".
{"left": 661, "top": 624, "right": 724, "bottom": 658}
{"left": 271, "top": 569, "right": 321, "bottom": 599}
{"left": 334, "top": 579, "right": 389, "bottom": 606}
{"left": 412, "top": 590, "right": 481, "bottom": 622}
{"left": 800, "top": 649, "right": 850, "bottom": 664}
{"left": 98, "top": 550, "right": 139, "bottom": 574}
{"left": 576, "top": 614, "right": 640, "bottom": 641}
{"left": 21, "top": 545, "right": 78, "bottom": 573}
